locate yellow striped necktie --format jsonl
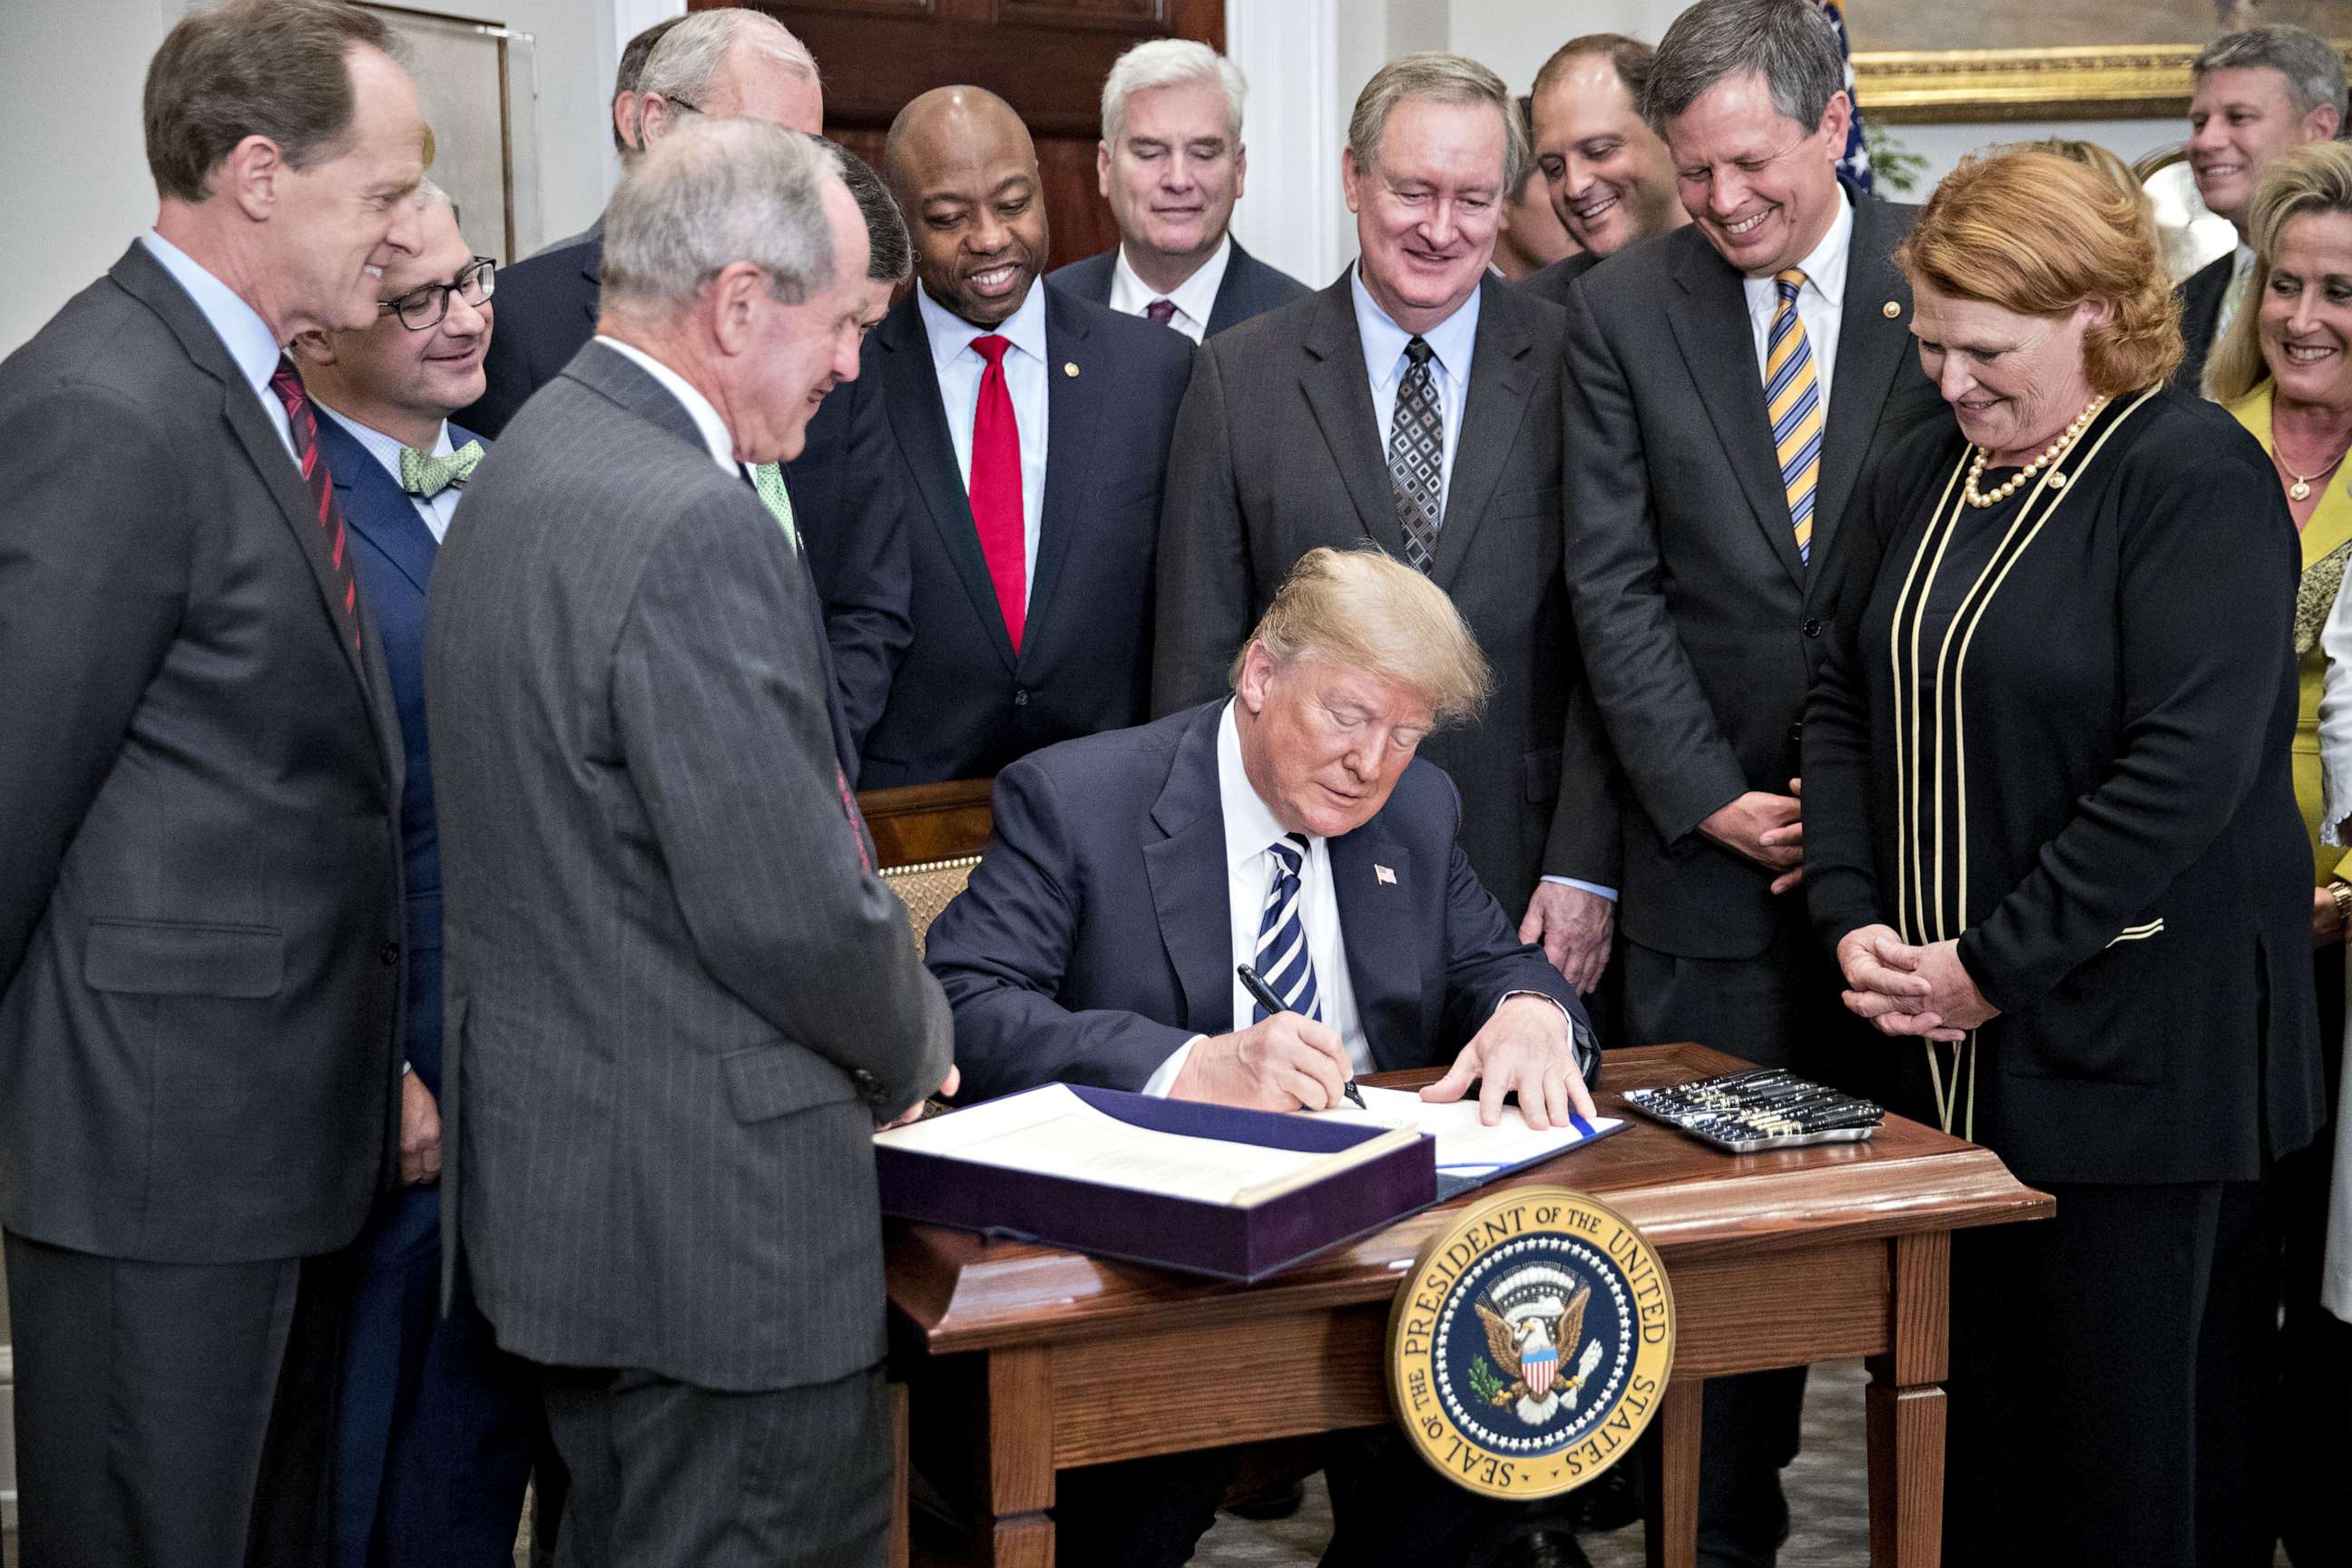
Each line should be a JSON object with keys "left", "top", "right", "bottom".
{"left": 1765, "top": 269, "right": 1822, "bottom": 564}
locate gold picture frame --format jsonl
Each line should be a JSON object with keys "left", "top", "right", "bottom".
{"left": 1857, "top": 44, "right": 2352, "bottom": 124}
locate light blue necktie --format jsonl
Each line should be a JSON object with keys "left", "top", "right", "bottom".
{"left": 1253, "top": 834, "right": 1324, "bottom": 1022}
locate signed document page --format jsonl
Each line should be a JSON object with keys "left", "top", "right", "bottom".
{"left": 1318, "top": 1086, "right": 1623, "bottom": 1180}
{"left": 875, "top": 1083, "right": 1418, "bottom": 1207}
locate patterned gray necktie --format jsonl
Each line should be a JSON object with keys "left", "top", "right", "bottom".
{"left": 1387, "top": 336, "right": 1444, "bottom": 573}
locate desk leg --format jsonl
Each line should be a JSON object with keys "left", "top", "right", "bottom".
{"left": 1867, "top": 1230, "right": 1950, "bottom": 1568}
{"left": 1642, "top": 1374, "right": 1703, "bottom": 1568}
{"left": 976, "top": 1346, "right": 1056, "bottom": 1568}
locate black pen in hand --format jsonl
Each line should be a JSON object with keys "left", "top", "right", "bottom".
{"left": 1237, "top": 963, "right": 1367, "bottom": 1110}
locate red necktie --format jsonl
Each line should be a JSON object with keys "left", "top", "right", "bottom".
{"left": 267, "top": 356, "right": 363, "bottom": 653}
{"left": 967, "top": 334, "right": 1025, "bottom": 652}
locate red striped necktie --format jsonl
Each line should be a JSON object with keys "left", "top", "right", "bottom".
{"left": 967, "top": 334, "right": 1025, "bottom": 652}
{"left": 266, "top": 356, "right": 363, "bottom": 653}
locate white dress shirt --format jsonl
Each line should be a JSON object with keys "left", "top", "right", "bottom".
{"left": 1142, "top": 701, "right": 1369, "bottom": 1095}
{"left": 593, "top": 335, "right": 737, "bottom": 475}
{"left": 1108, "top": 235, "right": 1232, "bottom": 346}
{"left": 918, "top": 281, "right": 1051, "bottom": 600}
{"left": 1740, "top": 187, "right": 1854, "bottom": 416}
{"left": 317, "top": 406, "right": 462, "bottom": 544}
{"left": 1352, "top": 264, "right": 1479, "bottom": 516}
{"left": 140, "top": 230, "right": 295, "bottom": 461}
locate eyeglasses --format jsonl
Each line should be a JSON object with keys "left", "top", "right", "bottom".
{"left": 380, "top": 257, "right": 497, "bottom": 331}
{"left": 647, "top": 90, "right": 703, "bottom": 118}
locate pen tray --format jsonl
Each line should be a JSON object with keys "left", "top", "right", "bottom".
{"left": 1620, "top": 1103, "right": 1880, "bottom": 1154}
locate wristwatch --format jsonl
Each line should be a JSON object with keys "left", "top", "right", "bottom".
{"left": 2328, "top": 878, "right": 2352, "bottom": 933}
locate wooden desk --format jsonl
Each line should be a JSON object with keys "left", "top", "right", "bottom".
{"left": 887, "top": 1043, "right": 2053, "bottom": 1567}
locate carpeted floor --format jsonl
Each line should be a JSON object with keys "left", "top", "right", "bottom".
{"left": 1189, "top": 1360, "right": 1873, "bottom": 1568}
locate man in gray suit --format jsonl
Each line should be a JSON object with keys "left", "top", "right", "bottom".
{"left": 426, "top": 119, "right": 955, "bottom": 1567}
{"left": 1154, "top": 52, "right": 1622, "bottom": 1004}
{"left": 1046, "top": 37, "right": 1308, "bottom": 341}
{"left": 0, "top": 4, "right": 426, "bottom": 1563}
{"left": 1561, "top": 1, "right": 1945, "bottom": 1560}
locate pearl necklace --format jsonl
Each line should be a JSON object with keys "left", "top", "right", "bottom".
{"left": 1961, "top": 395, "right": 2109, "bottom": 509}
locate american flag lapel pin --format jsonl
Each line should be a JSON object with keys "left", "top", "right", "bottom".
{"left": 1375, "top": 864, "right": 1397, "bottom": 886}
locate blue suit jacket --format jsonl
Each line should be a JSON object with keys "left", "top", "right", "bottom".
{"left": 1045, "top": 238, "right": 1311, "bottom": 338}
{"left": 926, "top": 702, "right": 1592, "bottom": 1103}
{"left": 787, "top": 283, "right": 1194, "bottom": 786}
{"left": 457, "top": 223, "right": 600, "bottom": 437}
{"left": 314, "top": 413, "right": 471, "bottom": 1095}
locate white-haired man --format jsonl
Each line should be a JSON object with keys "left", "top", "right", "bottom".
{"left": 1047, "top": 36, "right": 1307, "bottom": 340}
{"left": 426, "top": 119, "right": 956, "bottom": 1565}
{"left": 463, "top": 5, "right": 825, "bottom": 434}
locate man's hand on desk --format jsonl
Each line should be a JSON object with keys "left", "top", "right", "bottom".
{"left": 1520, "top": 881, "right": 1612, "bottom": 993}
{"left": 877, "top": 1064, "right": 961, "bottom": 1131}
{"left": 1419, "top": 995, "right": 1596, "bottom": 1131}
{"left": 1171, "top": 1014, "right": 1355, "bottom": 1112}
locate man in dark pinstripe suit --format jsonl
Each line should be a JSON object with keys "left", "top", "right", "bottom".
{"left": 426, "top": 119, "right": 954, "bottom": 1568}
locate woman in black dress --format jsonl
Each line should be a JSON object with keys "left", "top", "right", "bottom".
{"left": 1804, "top": 151, "right": 2328, "bottom": 1566}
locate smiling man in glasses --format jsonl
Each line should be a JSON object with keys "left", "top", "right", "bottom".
{"left": 288, "top": 182, "right": 544, "bottom": 1568}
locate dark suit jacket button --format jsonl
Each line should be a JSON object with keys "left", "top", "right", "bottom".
{"left": 379, "top": 941, "right": 401, "bottom": 966}
{"left": 1802, "top": 617, "right": 1823, "bottom": 638}
{"left": 1788, "top": 722, "right": 1804, "bottom": 745}
{"left": 1013, "top": 689, "right": 1029, "bottom": 707}
{"left": 851, "top": 1068, "right": 885, "bottom": 1103}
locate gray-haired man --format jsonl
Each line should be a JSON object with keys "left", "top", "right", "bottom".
{"left": 1047, "top": 36, "right": 1308, "bottom": 341}
{"left": 2176, "top": 24, "right": 2347, "bottom": 393}
{"left": 1560, "top": 0, "right": 1946, "bottom": 1560}
{"left": 426, "top": 119, "right": 955, "bottom": 1566}
{"left": 463, "top": 5, "right": 824, "bottom": 435}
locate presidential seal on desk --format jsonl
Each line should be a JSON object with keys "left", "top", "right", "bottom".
{"left": 1387, "top": 1187, "right": 1675, "bottom": 1499}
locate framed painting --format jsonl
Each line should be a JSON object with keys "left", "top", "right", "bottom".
{"left": 1848, "top": 1, "right": 2352, "bottom": 122}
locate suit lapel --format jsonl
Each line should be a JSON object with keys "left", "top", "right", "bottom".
{"left": 1142, "top": 707, "right": 1237, "bottom": 1034}
{"left": 877, "top": 296, "right": 1019, "bottom": 674}
{"left": 316, "top": 416, "right": 438, "bottom": 598}
{"left": 1428, "top": 278, "right": 1534, "bottom": 592}
{"left": 1023, "top": 291, "right": 1097, "bottom": 659}
{"left": 1328, "top": 825, "right": 1421, "bottom": 1073}
{"left": 1205, "top": 243, "right": 1253, "bottom": 337}
{"left": 579, "top": 237, "right": 603, "bottom": 335}
{"left": 1299, "top": 278, "right": 1409, "bottom": 555}
{"left": 109, "top": 247, "right": 401, "bottom": 757}
{"left": 1666, "top": 242, "right": 1805, "bottom": 584}
{"left": 1811, "top": 200, "right": 1915, "bottom": 576}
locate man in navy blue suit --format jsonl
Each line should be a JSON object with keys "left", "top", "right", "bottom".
{"left": 1045, "top": 38, "right": 1308, "bottom": 342}
{"left": 290, "top": 183, "right": 540, "bottom": 1568}
{"left": 788, "top": 85, "right": 1194, "bottom": 785}
{"left": 926, "top": 547, "right": 1596, "bottom": 1565}
{"left": 457, "top": 6, "right": 823, "bottom": 436}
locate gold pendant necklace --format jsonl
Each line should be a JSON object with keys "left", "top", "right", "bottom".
{"left": 2274, "top": 442, "right": 2349, "bottom": 503}
{"left": 1962, "top": 394, "right": 2108, "bottom": 509}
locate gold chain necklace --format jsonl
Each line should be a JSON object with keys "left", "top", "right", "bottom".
{"left": 2272, "top": 438, "right": 2351, "bottom": 503}
{"left": 1961, "top": 394, "right": 2108, "bottom": 509}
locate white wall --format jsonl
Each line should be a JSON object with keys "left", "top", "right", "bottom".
{"left": 0, "top": 0, "right": 626, "bottom": 356}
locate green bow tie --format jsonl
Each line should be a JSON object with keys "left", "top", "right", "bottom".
{"left": 750, "top": 461, "right": 800, "bottom": 552}
{"left": 399, "top": 440, "right": 484, "bottom": 499}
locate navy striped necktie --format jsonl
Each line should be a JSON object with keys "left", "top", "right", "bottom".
{"left": 1252, "top": 833, "right": 1323, "bottom": 1022}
